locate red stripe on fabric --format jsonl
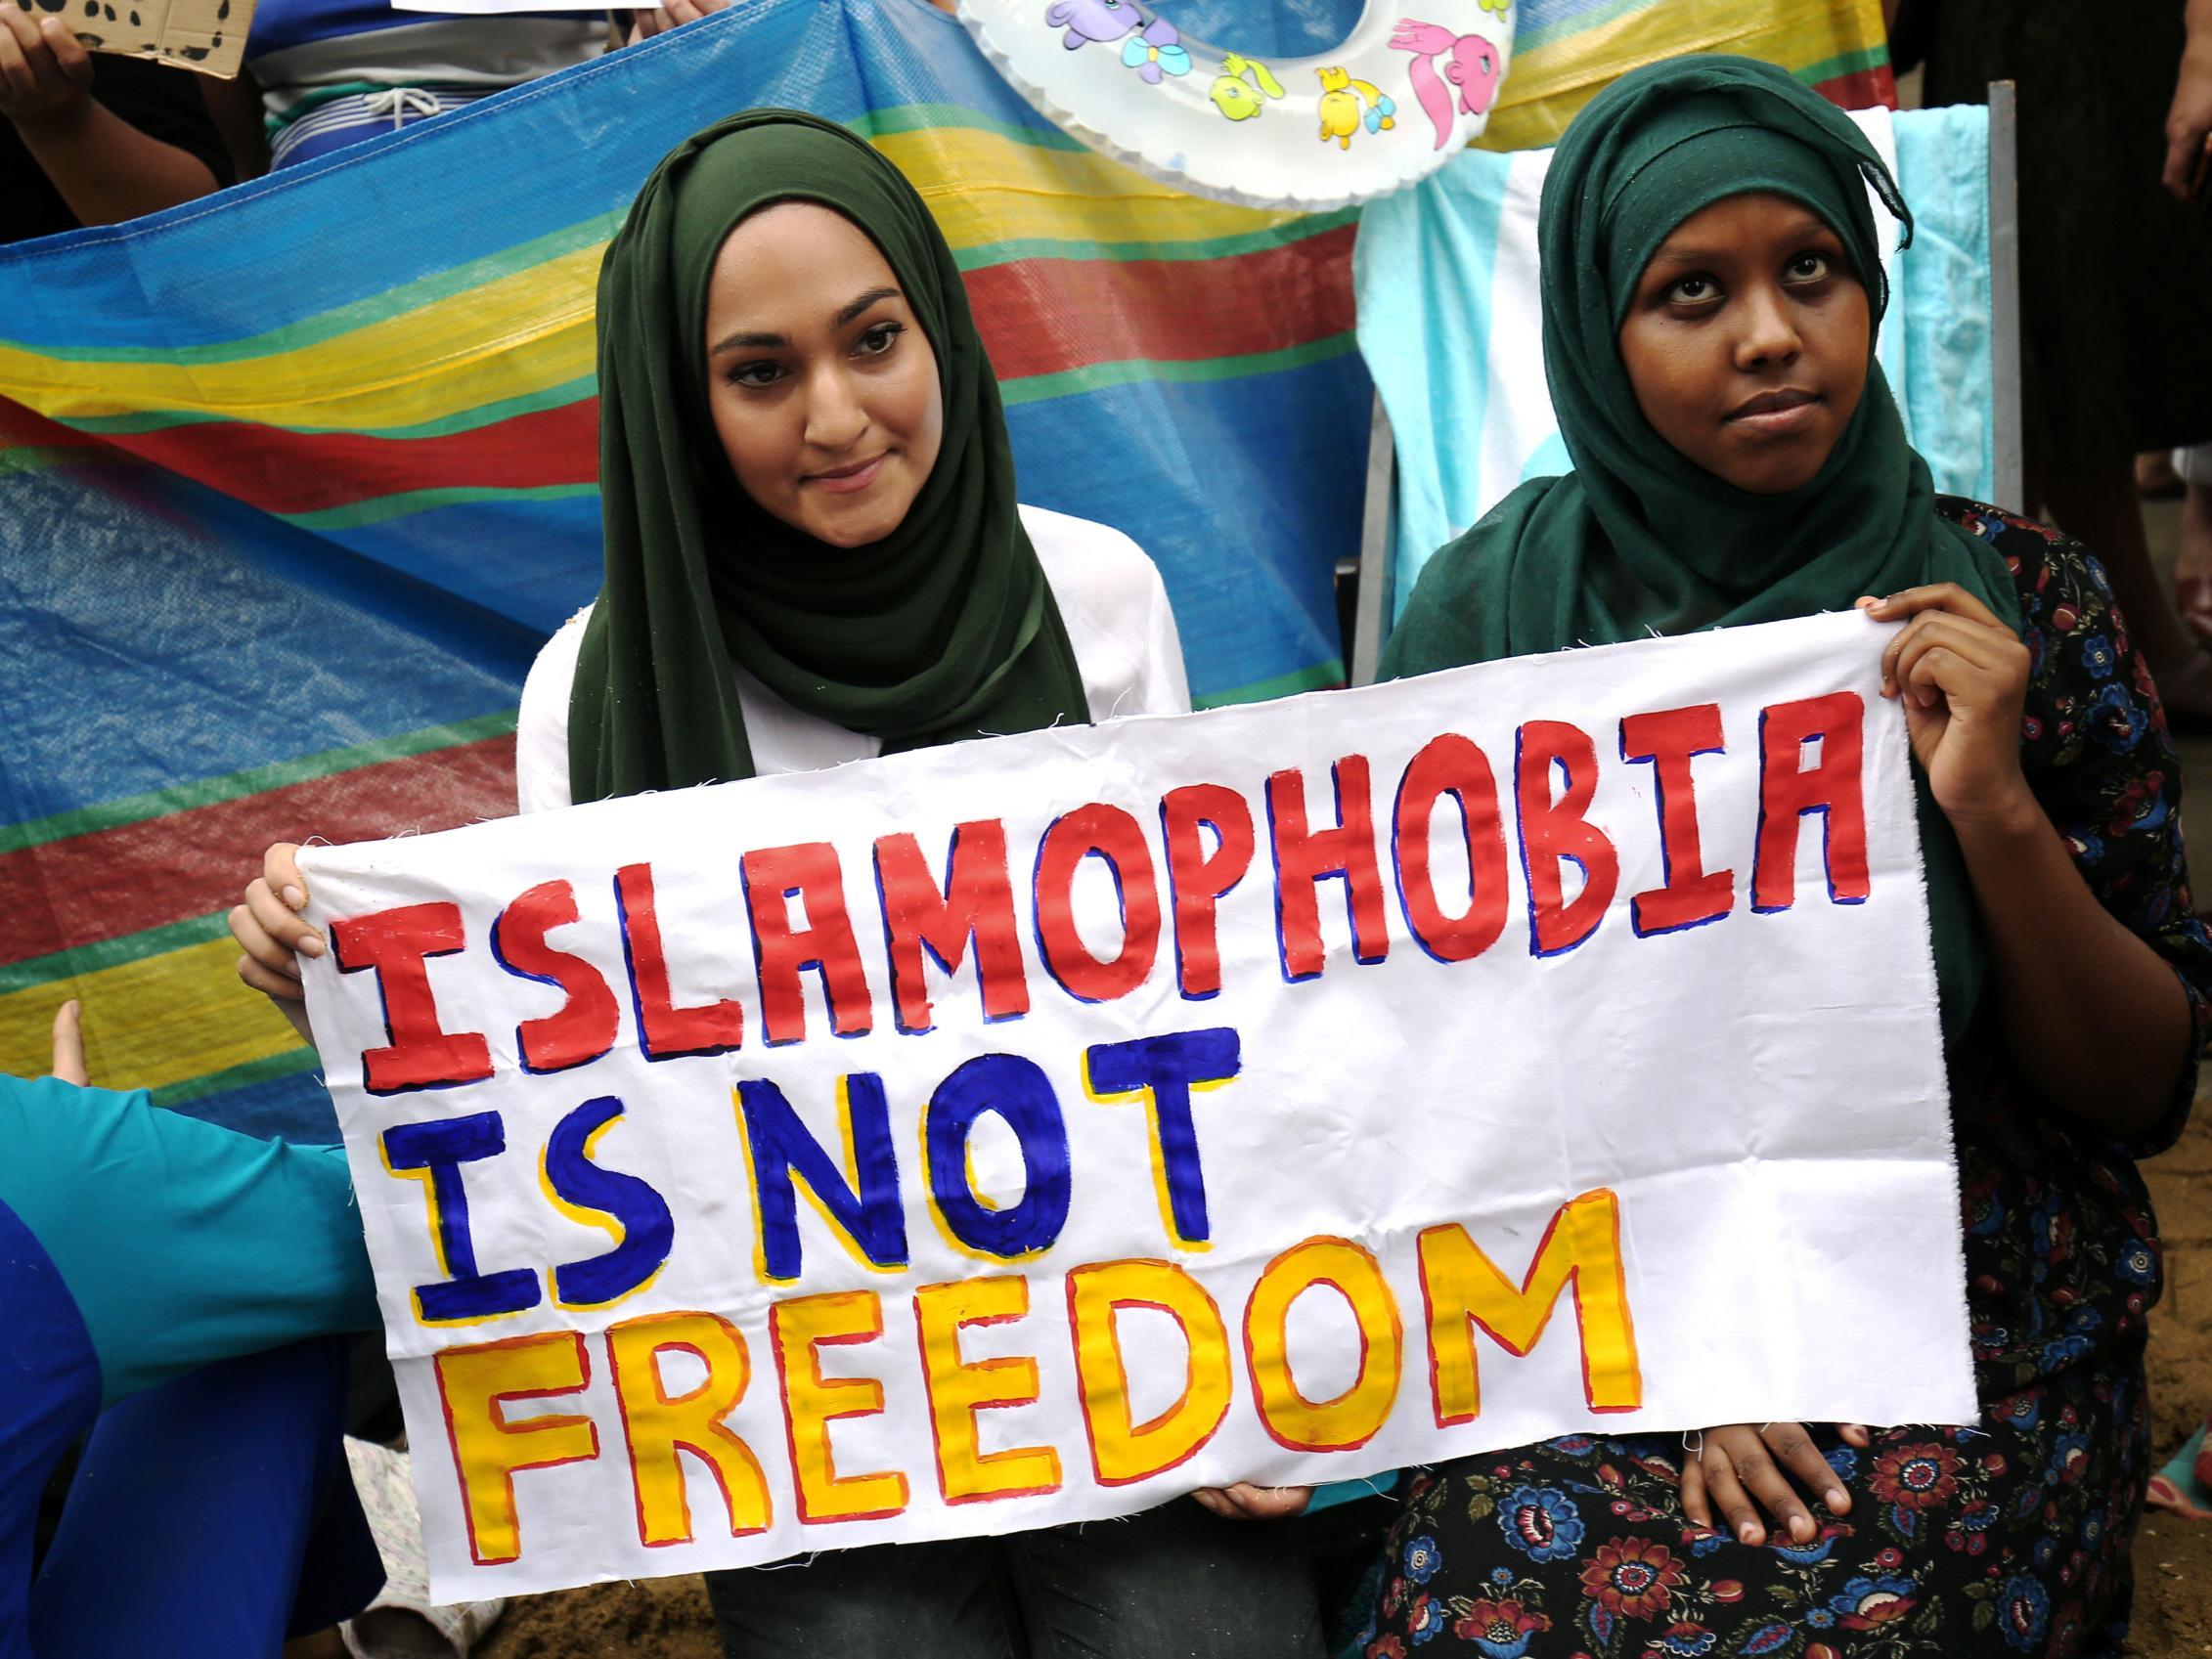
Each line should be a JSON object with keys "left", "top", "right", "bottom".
{"left": 0, "top": 735, "right": 517, "bottom": 970}
{"left": 0, "top": 397, "right": 109, "bottom": 452}
{"left": 102, "top": 401, "right": 599, "bottom": 517}
{"left": 962, "top": 224, "right": 1358, "bottom": 383}
{"left": 1816, "top": 65, "right": 1898, "bottom": 111}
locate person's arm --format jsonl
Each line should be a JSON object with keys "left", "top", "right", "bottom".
{"left": 2166, "top": 0, "right": 2212, "bottom": 199}
{"left": 198, "top": 65, "right": 269, "bottom": 183}
{"left": 0, "top": 5, "right": 220, "bottom": 226}
{"left": 1862, "top": 584, "right": 2193, "bottom": 1140}
{"left": 7, "top": 1007, "right": 376, "bottom": 1407}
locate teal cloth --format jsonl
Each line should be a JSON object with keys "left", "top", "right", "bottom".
{"left": 0, "top": 1076, "right": 376, "bottom": 1406}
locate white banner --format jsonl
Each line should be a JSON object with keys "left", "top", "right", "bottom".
{"left": 299, "top": 611, "right": 1973, "bottom": 1601}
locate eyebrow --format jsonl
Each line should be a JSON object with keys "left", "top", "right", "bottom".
{"left": 709, "top": 285, "right": 905, "bottom": 356}
{"left": 1647, "top": 218, "right": 1837, "bottom": 271}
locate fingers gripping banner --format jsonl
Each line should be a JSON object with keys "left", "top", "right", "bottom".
{"left": 298, "top": 614, "right": 1973, "bottom": 1599}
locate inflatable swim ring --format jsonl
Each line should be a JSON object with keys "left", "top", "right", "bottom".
{"left": 958, "top": 0, "right": 1514, "bottom": 210}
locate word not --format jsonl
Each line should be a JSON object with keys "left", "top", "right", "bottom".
{"left": 380, "top": 1030, "right": 1243, "bottom": 1325}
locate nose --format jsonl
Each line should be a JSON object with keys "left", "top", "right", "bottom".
{"left": 1732, "top": 282, "right": 1802, "bottom": 371}
{"left": 802, "top": 362, "right": 869, "bottom": 454}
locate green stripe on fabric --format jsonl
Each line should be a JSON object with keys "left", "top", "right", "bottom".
{"left": 0, "top": 444, "right": 137, "bottom": 476}
{"left": 0, "top": 214, "right": 622, "bottom": 368}
{"left": 951, "top": 208, "right": 1360, "bottom": 274}
{"left": 280, "top": 481, "right": 598, "bottom": 532}
{"left": 850, "top": 103, "right": 1090, "bottom": 153}
{"left": 152, "top": 1045, "right": 322, "bottom": 1110}
{"left": 999, "top": 334, "right": 1359, "bottom": 408}
{"left": 0, "top": 912, "right": 232, "bottom": 997}
{"left": 0, "top": 710, "right": 518, "bottom": 855}
{"left": 66, "top": 375, "right": 599, "bottom": 442}
{"left": 1799, "top": 45, "right": 1891, "bottom": 85}
{"left": 1193, "top": 660, "right": 1345, "bottom": 709}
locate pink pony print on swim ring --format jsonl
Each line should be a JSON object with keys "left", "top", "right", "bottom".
{"left": 1388, "top": 20, "right": 1501, "bottom": 151}
{"left": 1044, "top": 0, "right": 1191, "bottom": 82}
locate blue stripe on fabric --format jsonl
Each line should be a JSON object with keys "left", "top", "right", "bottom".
{"left": 163, "top": 1070, "right": 341, "bottom": 1145}
{"left": 0, "top": 465, "right": 532, "bottom": 824}
{"left": 0, "top": 0, "right": 1059, "bottom": 351}
{"left": 1007, "top": 353, "right": 1368, "bottom": 703}
{"left": 310, "top": 491, "right": 604, "bottom": 635}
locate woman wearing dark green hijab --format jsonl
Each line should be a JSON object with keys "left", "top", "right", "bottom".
{"left": 1358, "top": 57, "right": 2212, "bottom": 1655}
{"left": 526, "top": 110, "right": 1327, "bottom": 1659}
{"left": 228, "top": 107, "right": 1325, "bottom": 1659}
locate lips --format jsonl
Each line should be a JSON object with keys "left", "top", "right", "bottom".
{"left": 1726, "top": 388, "right": 1819, "bottom": 420}
{"left": 1724, "top": 387, "right": 1821, "bottom": 436}
{"left": 804, "top": 452, "right": 888, "bottom": 494}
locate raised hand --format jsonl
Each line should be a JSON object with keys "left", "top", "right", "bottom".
{"left": 1861, "top": 585, "right": 2035, "bottom": 834}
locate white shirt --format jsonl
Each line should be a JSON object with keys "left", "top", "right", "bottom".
{"left": 515, "top": 505, "right": 1191, "bottom": 813}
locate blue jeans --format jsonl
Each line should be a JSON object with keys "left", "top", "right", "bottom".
{"left": 705, "top": 1498, "right": 1328, "bottom": 1657}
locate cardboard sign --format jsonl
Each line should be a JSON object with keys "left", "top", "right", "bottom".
{"left": 299, "top": 611, "right": 1975, "bottom": 1601}
{"left": 65, "top": 0, "right": 253, "bottom": 78}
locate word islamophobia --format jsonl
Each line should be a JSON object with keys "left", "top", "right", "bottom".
{"left": 323, "top": 679, "right": 1878, "bottom": 1573}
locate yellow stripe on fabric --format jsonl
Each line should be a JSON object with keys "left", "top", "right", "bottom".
{"left": 874, "top": 126, "right": 1306, "bottom": 254}
{"left": 0, "top": 244, "right": 603, "bottom": 431}
{"left": 0, "top": 936, "right": 306, "bottom": 1097}
{"left": 1480, "top": 0, "right": 1885, "bottom": 152}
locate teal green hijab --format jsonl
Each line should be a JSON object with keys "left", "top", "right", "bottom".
{"left": 569, "top": 109, "right": 1085, "bottom": 804}
{"left": 1382, "top": 56, "right": 2018, "bottom": 1038}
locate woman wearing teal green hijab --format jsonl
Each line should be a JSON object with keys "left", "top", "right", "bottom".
{"left": 228, "top": 109, "right": 1330, "bottom": 1659}
{"left": 1359, "top": 57, "right": 2212, "bottom": 1654}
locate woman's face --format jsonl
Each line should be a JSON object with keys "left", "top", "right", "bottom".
{"left": 702, "top": 202, "right": 945, "bottom": 548}
{"left": 1615, "top": 192, "right": 1871, "bottom": 496}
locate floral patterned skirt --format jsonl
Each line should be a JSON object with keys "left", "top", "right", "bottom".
{"left": 1356, "top": 1351, "right": 2150, "bottom": 1658}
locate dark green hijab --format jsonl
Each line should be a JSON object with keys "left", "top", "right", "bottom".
{"left": 569, "top": 109, "right": 1085, "bottom": 804}
{"left": 1382, "top": 55, "right": 2018, "bottom": 1038}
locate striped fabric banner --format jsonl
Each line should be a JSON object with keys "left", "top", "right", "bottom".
{"left": 1482, "top": 0, "right": 1891, "bottom": 150}
{"left": 0, "top": 0, "right": 1888, "bottom": 1139}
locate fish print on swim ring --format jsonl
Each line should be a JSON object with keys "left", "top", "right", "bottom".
{"left": 1210, "top": 52, "right": 1286, "bottom": 120}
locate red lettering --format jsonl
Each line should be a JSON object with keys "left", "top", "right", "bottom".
{"left": 1392, "top": 735, "right": 1510, "bottom": 962}
{"left": 741, "top": 844, "right": 875, "bottom": 1046}
{"left": 614, "top": 863, "right": 744, "bottom": 1061}
{"left": 330, "top": 901, "right": 493, "bottom": 1095}
{"left": 1266, "top": 757, "right": 1390, "bottom": 981}
{"left": 1159, "top": 784, "right": 1255, "bottom": 999}
{"left": 871, "top": 821, "right": 1029, "bottom": 1035}
{"left": 1753, "top": 691, "right": 1870, "bottom": 911}
{"left": 1618, "top": 705, "right": 1734, "bottom": 936}
{"left": 1515, "top": 720, "right": 1618, "bottom": 957}
{"left": 492, "top": 880, "right": 620, "bottom": 1073}
{"left": 1033, "top": 805, "right": 1162, "bottom": 1003}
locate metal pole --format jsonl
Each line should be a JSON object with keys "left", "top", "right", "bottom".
{"left": 1350, "top": 390, "right": 1396, "bottom": 686}
{"left": 1987, "top": 79, "right": 2024, "bottom": 512}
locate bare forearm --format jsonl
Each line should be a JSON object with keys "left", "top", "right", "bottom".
{"left": 13, "top": 97, "right": 216, "bottom": 226}
{"left": 1953, "top": 796, "right": 2190, "bottom": 1137}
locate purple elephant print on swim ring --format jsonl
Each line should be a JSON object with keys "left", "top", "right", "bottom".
{"left": 1044, "top": 0, "right": 1190, "bottom": 81}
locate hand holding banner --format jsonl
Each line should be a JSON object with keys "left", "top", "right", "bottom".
{"left": 299, "top": 610, "right": 1973, "bottom": 1600}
